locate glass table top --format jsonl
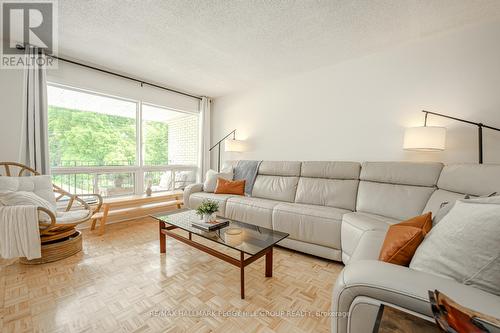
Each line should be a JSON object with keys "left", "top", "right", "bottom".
{"left": 151, "top": 209, "right": 289, "bottom": 255}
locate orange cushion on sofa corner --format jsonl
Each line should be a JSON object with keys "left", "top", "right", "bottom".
{"left": 214, "top": 177, "right": 245, "bottom": 195}
{"left": 378, "top": 212, "right": 432, "bottom": 266}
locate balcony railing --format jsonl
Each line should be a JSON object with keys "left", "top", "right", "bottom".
{"left": 51, "top": 162, "right": 197, "bottom": 197}
{"left": 52, "top": 159, "right": 196, "bottom": 167}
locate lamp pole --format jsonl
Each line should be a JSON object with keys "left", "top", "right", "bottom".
{"left": 422, "top": 110, "right": 500, "bottom": 164}
{"left": 478, "top": 124, "right": 483, "bottom": 164}
{"left": 209, "top": 129, "right": 237, "bottom": 172}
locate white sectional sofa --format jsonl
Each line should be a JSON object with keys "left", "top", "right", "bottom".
{"left": 183, "top": 161, "right": 500, "bottom": 333}
{"left": 185, "top": 161, "right": 361, "bottom": 260}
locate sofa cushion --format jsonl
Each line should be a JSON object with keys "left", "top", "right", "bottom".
{"left": 278, "top": 238, "right": 342, "bottom": 261}
{"left": 360, "top": 161, "right": 443, "bottom": 187}
{"left": 422, "top": 189, "right": 467, "bottom": 218}
{"left": 257, "top": 161, "right": 301, "bottom": 176}
{"left": 295, "top": 178, "right": 359, "bottom": 211}
{"left": 437, "top": 164, "right": 500, "bottom": 197}
{"left": 56, "top": 209, "right": 91, "bottom": 224}
{"left": 300, "top": 161, "right": 360, "bottom": 180}
{"left": 341, "top": 212, "right": 399, "bottom": 264}
{"left": 189, "top": 192, "right": 236, "bottom": 216}
{"left": 347, "top": 229, "right": 386, "bottom": 263}
{"left": 356, "top": 181, "right": 435, "bottom": 220}
{"left": 252, "top": 175, "right": 299, "bottom": 202}
{"left": 225, "top": 196, "right": 280, "bottom": 229}
{"left": 272, "top": 203, "right": 349, "bottom": 249}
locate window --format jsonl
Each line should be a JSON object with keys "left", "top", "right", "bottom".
{"left": 47, "top": 84, "right": 199, "bottom": 197}
{"left": 48, "top": 85, "right": 137, "bottom": 167}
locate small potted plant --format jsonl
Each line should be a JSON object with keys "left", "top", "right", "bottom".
{"left": 196, "top": 199, "right": 219, "bottom": 222}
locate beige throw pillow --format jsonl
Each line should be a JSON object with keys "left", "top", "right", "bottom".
{"left": 410, "top": 196, "right": 500, "bottom": 296}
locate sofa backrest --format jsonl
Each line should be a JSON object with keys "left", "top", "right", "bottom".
{"left": 252, "top": 161, "right": 301, "bottom": 202}
{"left": 295, "top": 161, "right": 360, "bottom": 211}
{"left": 222, "top": 160, "right": 500, "bottom": 221}
{"left": 424, "top": 164, "right": 500, "bottom": 215}
{"left": 356, "top": 162, "right": 443, "bottom": 220}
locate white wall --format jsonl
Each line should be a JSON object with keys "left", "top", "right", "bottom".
{"left": 0, "top": 55, "right": 200, "bottom": 163}
{"left": 212, "top": 20, "right": 500, "bottom": 166}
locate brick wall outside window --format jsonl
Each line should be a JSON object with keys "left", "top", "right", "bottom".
{"left": 168, "top": 114, "right": 199, "bottom": 165}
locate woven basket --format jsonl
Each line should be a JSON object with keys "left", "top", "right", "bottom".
{"left": 20, "top": 231, "right": 83, "bottom": 265}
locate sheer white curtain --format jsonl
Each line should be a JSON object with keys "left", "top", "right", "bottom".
{"left": 19, "top": 47, "right": 50, "bottom": 174}
{"left": 198, "top": 97, "right": 211, "bottom": 182}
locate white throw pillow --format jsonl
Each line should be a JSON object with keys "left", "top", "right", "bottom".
{"left": 203, "top": 169, "right": 233, "bottom": 193}
{"left": 410, "top": 196, "right": 500, "bottom": 296}
{"left": 433, "top": 192, "right": 497, "bottom": 225}
{"left": 433, "top": 201, "right": 457, "bottom": 225}
{"left": 0, "top": 175, "right": 56, "bottom": 209}
{"left": 0, "top": 191, "right": 56, "bottom": 213}
{"left": 159, "top": 172, "right": 172, "bottom": 190}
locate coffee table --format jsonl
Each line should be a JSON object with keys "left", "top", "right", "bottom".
{"left": 151, "top": 209, "right": 289, "bottom": 299}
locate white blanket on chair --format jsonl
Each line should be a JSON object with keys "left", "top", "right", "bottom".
{"left": 0, "top": 205, "right": 41, "bottom": 259}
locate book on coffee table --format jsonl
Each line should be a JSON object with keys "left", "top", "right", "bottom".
{"left": 429, "top": 290, "right": 500, "bottom": 333}
{"left": 191, "top": 219, "right": 230, "bottom": 231}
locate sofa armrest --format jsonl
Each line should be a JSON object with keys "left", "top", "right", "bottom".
{"left": 183, "top": 183, "right": 203, "bottom": 208}
{"left": 332, "top": 260, "right": 500, "bottom": 333}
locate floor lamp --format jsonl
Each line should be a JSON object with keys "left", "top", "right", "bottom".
{"left": 209, "top": 129, "right": 245, "bottom": 171}
{"left": 404, "top": 110, "right": 500, "bottom": 164}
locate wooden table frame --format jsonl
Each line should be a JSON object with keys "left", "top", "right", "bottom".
{"left": 159, "top": 220, "right": 273, "bottom": 299}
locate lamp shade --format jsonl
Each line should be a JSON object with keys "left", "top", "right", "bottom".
{"left": 225, "top": 139, "right": 245, "bottom": 152}
{"left": 403, "top": 126, "right": 446, "bottom": 151}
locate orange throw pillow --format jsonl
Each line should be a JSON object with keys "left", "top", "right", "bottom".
{"left": 378, "top": 212, "right": 432, "bottom": 266}
{"left": 214, "top": 177, "right": 245, "bottom": 195}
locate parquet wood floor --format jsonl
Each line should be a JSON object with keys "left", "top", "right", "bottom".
{"left": 1, "top": 216, "right": 433, "bottom": 333}
{"left": 0, "top": 217, "right": 344, "bottom": 333}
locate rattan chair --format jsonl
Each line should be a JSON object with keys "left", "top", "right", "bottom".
{"left": 0, "top": 162, "right": 103, "bottom": 263}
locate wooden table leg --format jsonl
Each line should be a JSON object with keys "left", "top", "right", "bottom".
{"left": 265, "top": 247, "right": 273, "bottom": 277}
{"left": 240, "top": 251, "right": 245, "bottom": 299}
{"left": 90, "top": 218, "right": 97, "bottom": 231}
{"left": 159, "top": 221, "right": 166, "bottom": 254}
{"left": 372, "top": 304, "right": 385, "bottom": 333}
{"left": 99, "top": 204, "right": 110, "bottom": 236}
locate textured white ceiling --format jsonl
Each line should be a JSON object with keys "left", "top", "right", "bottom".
{"left": 57, "top": 0, "right": 500, "bottom": 97}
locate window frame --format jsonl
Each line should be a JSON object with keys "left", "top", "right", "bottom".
{"left": 47, "top": 82, "right": 199, "bottom": 196}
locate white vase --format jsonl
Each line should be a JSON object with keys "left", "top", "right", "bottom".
{"left": 202, "top": 213, "right": 213, "bottom": 222}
